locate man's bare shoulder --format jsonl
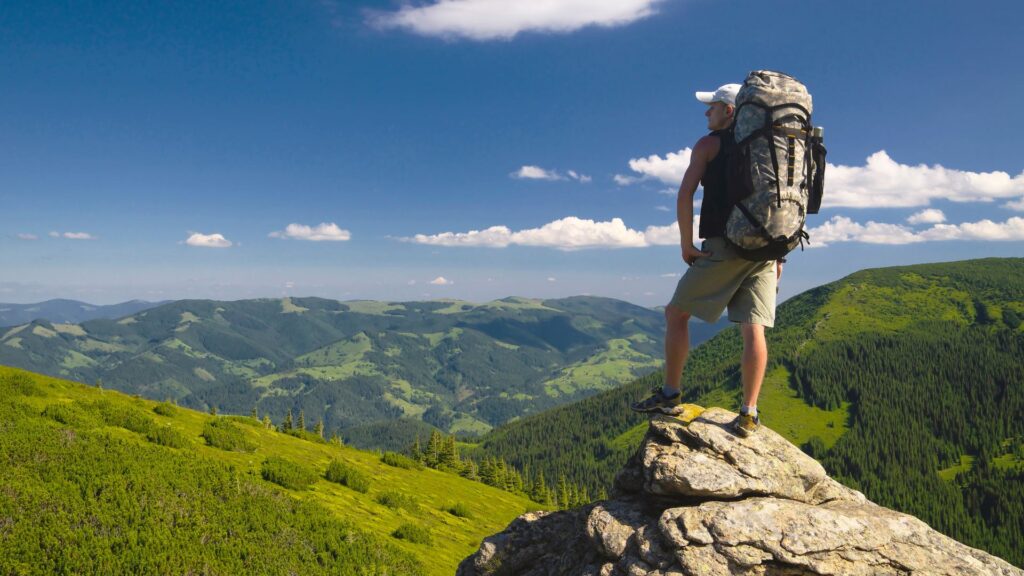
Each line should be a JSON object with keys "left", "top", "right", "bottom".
{"left": 690, "top": 134, "right": 721, "bottom": 164}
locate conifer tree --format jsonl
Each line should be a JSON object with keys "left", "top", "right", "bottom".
{"left": 314, "top": 418, "right": 324, "bottom": 438}
{"left": 262, "top": 415, "right": 272, "bottom": 429}
{"left": 284, "top": 409, "right": 293, "bottom": 431}
{"left": 461, "top": 459, "right": 479, "bottom": 481}
{"left": 297, "top": 410, "right": 306, "bottom": 431}
{"left": 209, "top": 405, "right": 217, "bottom": 416}
{"left": 426, "top": 430, "right": 443, "bottom": 468}
{"left": 409, "top": 435, "right": 423, "bottom": 462}
{"left": 440, "top": 435, "right": 459, "bottom": 469}
{"left": 250, "top": 406, "right": 258, "bottom": 419}
{"left": 557, "top": 475, "right": 571, "bottom": 510}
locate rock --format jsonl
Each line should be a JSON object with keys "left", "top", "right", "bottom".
{"left": 458, "top": 406, "right": 1023, "bottom": 576}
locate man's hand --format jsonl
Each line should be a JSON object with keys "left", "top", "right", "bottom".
{"left": 682, "top": 243, "right": 711, "bottom": 266}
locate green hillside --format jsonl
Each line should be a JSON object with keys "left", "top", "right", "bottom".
{"left": 0, "top": 365, "right": 537, "bottom": 576}
{"left": 0, "top": 296, "right": 720, "bottom": 449}
{"left": 466, "top": 258, "right": 1024, "bottom": 567}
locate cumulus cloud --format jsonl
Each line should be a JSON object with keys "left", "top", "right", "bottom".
{"left": 1006, "top": 197, "right": 1024, "bottom": 211}
{"left": 16, "top": 233, "right": 38, "bottom": 241}
{"left": 430, "top": 276, "right": 453, "bottom": 286}
{"left": 370, "top": 0, "right": 663, "bottom": 41}
{"left": 185, "top": 232, "right": 233, "bottom": 248}
{"left": 807, "top": 215, "right": 1024, "bottom": 246}
{"left": 512, "top": 165, "right": 590, "bottom": 182}
{"left": 269, "top": 222, "right": 351, "bottom": 242}
{"left": 826, "top": 151, "right": 1024, "bottom": 208}
{"left": 907, "top": 209, "right": 946, "bottom": 225}
{"left": 407, "top": 215, "right": 699, "bottom": 250}
{"left": 616, "top": 148, "right": 692, "bottom": 186}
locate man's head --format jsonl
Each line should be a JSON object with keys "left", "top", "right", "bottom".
{"left": 696, "top": 83, "right": 740, "bottom": 131}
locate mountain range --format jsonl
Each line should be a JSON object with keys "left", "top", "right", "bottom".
{"left": 0, "top": 298, "right": 165, "bottom": 326}
{"left": 0, "top": 295, "right": 725, "bottom": 444}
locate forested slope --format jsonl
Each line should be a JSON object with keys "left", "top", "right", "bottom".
{"left": 466, "top": 257, "right": 1024, "bottom": 567}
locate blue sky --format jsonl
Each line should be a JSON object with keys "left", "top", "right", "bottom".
{"left": 2, "top": 0, "right": 1022, "bottom": 307}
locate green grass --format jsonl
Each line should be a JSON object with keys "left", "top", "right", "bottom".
{"left": 543, "top": 338, "right": 660, "bottom": 398}
{"left": 0, "top": 365, "right": 537, "bottom": 576}
{"left": 382, "top": 451, "right": 424, "bottom": 470}
{"left": 698, "top": 365, "right": 848, "bottom": 449}
{"left": 938, "top": 455, "right": 976, "bottom": 481}
{"left": 392, "top": 523, "right": 433, "bottom": 544}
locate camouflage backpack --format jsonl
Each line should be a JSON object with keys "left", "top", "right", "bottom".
{"left": 725, "top": 70, "right": 826, "bottom": 260}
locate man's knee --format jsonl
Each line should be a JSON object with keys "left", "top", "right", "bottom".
{"left": 665, "top": 304, "right": 691, "bottom": 326}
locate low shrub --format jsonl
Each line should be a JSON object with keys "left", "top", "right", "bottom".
{"left": 391, "top": 523, "right": 432, "bottom": 544}
{"left": 444, "top": 502, "right": 471, "bottom": 518}
{"left": 202, "top": 418, "right": 256, "bottom": 452}
{"left": 153, "top": 402, "right": 177, "bottom": 417}
{"left": 41, "top": 403, "right": 85, "bottom": 426}
{"left": 324, "top": 460, "right": 370, "bottom": 493}
{"left": 381, "top": 451, "right": 423, "bottom": 470}
{"left": 261, "top": 457, "right": 317, "bottom": 491}
{"left": 224, "top": 415, "right": 263, "bottom": 428}
{"left": 1, "top": 371, "right": 42, "bottom": 396}
{"left": 376, "top": 491, "right": 419, "bottom": 513}
{"left": 147, "top": 425, "right": 188, "bottom": 449}
{"left": 95, "top": 400, "right": 155, "bottom": 434}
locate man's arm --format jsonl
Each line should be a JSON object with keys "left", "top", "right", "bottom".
{"left": 678, "top": 136, "right": 716, "bottom": 265}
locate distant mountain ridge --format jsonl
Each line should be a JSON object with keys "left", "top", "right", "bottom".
{"left": 0, "top": 298, "right": 166, "bottom": 326}
{"left": 0, "top": 295, "right": 726, "bottom": 445}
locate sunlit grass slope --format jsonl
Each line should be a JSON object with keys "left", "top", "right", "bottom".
{"left": 0, "top": 366, "right": 536, "bottom": 576}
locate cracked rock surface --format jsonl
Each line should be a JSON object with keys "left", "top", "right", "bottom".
{"left": 458, "top": 406, "right": 1023, "bottom": 576}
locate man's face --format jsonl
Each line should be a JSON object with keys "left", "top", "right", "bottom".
{"left": 705, "top": 101, "right": 734, "bottom": 130}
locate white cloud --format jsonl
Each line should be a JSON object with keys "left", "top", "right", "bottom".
{"left": 806, "top": 215, "right": 1024, "bottom": 246}
{"left": 655, "top": 205, "right": 671, "bottom": 212}
{"left": 513, "top": 165, "right": 562, "bottom": 180}
{"left": 269, "top": 222, "right": 351, "bottom": 242}
{"left": 826, "top": 151, "right": 1024, "bottom": 208}
{"left": 547, "top": 277, "right": 557, "bottom": 282}
{"left": 370, "top": 0, "right": 663, "bottom": 41}
{"left": 17, "top": 233, "right": 37, "bottom": 241}
{"left": 185, "top": 232, "right": 233, "bottom": 248}
{"left": 46, "top": 231, "right": 95, "bottom": 240}
{"left": 617, "top": 148, "right": 692, "bottom": 186}
{"left": 284, "top": 281, "right": 295, "bottom": 289}
{"left": 430, "top": 276, "right": 453, "bottom": 286}
{"left": 660, "top": 272, "right": 681, "bottom": 278}
{"left": 907, "top": 209, "right": 946, "bottom": 225}
{"left": 408, "top": 215, "right": 697, "bottom": 250}
{"left": 1006, "top": 197, "right": 1024, "bottom": 211}
{"left": 512, "top": 165, "right": 590, "bottom": 183}
{"left": 62, "top": 232, "right": 95, "bottom": 240}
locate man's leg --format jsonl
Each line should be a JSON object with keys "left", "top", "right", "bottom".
{"left": 663, "top": 305, "right": 691, "bottom": 395}
{"left": 739, "top": 322, "right": 767, "bottom": 411}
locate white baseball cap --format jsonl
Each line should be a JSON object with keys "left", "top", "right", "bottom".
{"left": 695, "top": 83, "right": 741, "bottom": 106}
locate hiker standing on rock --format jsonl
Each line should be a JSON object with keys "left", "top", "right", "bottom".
{"left": 631, "top": 83, "right": 783, "bottom": 436}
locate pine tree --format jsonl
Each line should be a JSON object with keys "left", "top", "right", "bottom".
{"left": 209, "top": 405, "right": 217, "bottom": 416}
{"left": 557, "top": 475, "right": 571, "bottom": 510}
{"left": 297, "top": 410, "right": 306, "bottom": 431}
{"left": 284, "top": 409, "right": 293, "bottom": 431}
{"left": 314, "top": 418, "right": 324, "bottom": 438}
{"left": 262, "top": 415, "right": 272, "bottom": 429}
{"left": 531, "top": 471, "right": 548, "bottom": 504}
{"left": 409, "top": 435, "right": 423, "bottom": 462}
{"left": 461, "top": 459, "right": 479, "bottom": 481}
{"left": 426, "top": 431, "right": 443, "bottom": 468}
{"left": 440, "top": 435, "right": 459, "bottom": 470}
{"left": 250, "top": 406, "right": 258, "bottom": 419}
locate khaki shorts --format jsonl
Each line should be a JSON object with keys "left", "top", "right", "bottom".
{"left": 668, "top": 237, "right": 777, "bottom": 327}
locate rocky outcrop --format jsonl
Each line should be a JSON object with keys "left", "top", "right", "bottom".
{"left": 458, "top": 406, "right": 1023, "bottom": 576}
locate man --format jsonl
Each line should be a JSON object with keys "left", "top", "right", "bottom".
{"left": 630, "top": 83, "right": 783, "bottom": 437}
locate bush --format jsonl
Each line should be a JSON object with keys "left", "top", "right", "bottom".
{"left": 376, "top": 491, "right": 419, "bottom": 513}
{"left": 224, "top": 415, "right": 263, "bottom": 428}
{"left": 391, "top": 523, "right": 432, "bottom": 544}
{"left": 1, "top": 371, "right": 42, "bottom": 396}
{"left": 95, "top": 400, "right": 155, "bottom": 434}
{"left": 202, "top": 419, "right": 256, "bottom": 452}
{"left": 261, "top": 457, "right": 317, "bottom": 491}
{"left": 381, "top": 451, "right": 423, "bottom": 470}
{"left": 325, "top": 460, "right": 370, "bottom": 493}
{"left": 41, "top": 403, "right": 85, "bottom": 426}
{"left": 147, "top": 425, "right": 188, "bottom": 449}
{"left": 444, "top": 502, "right": 471, "bottom": 518}
{"left": 153, "top": 402, "right": 177, "bottom": 417}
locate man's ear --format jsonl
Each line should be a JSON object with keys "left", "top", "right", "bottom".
{"left": 725, "top": 104, "right": 735, "bottom": 118}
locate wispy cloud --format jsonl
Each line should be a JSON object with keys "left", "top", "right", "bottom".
{"left": 511, "top": 165, "right": 591, "bottom": 183}
{"left": 369, "top": 0, "right": 663, "bottom": 41}
{"left": 16, "top": 233, "right": 38, "bottom": 241}
{"left": 406, "top": 215, "right": 698, "bottom": 250}
{"left": 48, "top": 231, "right": 96, "bottom": 240}
{"left": 269, "top": 222, "right": 351, "bottom": 242}
{"left": 185, "top": 232, "right": 233, "bottom": 248}
{"left": 807, "top": 215, "right": 1024, "bottom": 246}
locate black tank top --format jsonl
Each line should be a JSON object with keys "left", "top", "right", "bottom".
{"left": 698, "top": 128, "right": 734, "bottom": 239}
